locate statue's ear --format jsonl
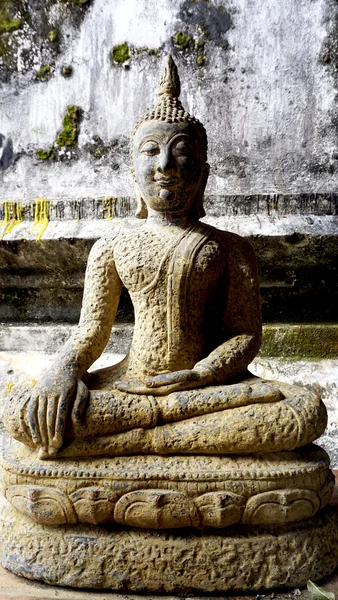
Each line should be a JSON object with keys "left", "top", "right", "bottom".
{"left": 135, "top": 190, "right": 148, "bottom": 219}
{"left": 195, "top": 163, "right": 210, "bottom": 219}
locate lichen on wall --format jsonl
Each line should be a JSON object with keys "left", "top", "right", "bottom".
{"left": 1, "top": 0, "right": 338, "bottom": 201}
{"left": 36, "top": 105, "right": 81, "bottom": 161}
{"left": 0, "top": 0, "right": 93, "bottom": 83}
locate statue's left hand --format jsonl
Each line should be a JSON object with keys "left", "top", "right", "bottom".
{"left": 115, "top": 368, "right": 213, "bottom": 395}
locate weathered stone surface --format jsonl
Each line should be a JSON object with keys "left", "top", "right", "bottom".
{"left": 4, "top": 379, "right": 327, "bottom": 457}
{"left": 2, "top": 439, "right": 333, "bottom": 527}
{"left": 2, "top": 0, "right": 338, "bottom": 200}
{"left": 1, "top": 502, "right": 338, "bottom": 591}
{"left": 1, "top": 322, "right": 338, "bottom": 359}
{"left": 1, "top": 55, "right": 337, "bottom": 592}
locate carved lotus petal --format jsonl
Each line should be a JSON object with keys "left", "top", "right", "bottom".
{"left": 114, "top": 489, "right": 199, "bottom": 529}
{"left": 6, "top": 485, "right": 77, "bottom": 525}
{"left": 195, "top": 491, "right": 246, "bottom": 528}
{"left": 70, "top": 486, "right": 118, "bottom": 524}
{"left": 319, "top": 474, "right": 335, "bottom": 508}
{"left": 242, "top": 489, "right": 321, "bottom": 525}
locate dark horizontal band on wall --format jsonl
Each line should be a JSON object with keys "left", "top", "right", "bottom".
{"left": 0, "top": 234, "right": 337, "bottom": 323}
{"left": 0, "top": 193, "right": 337, "bottom": 222}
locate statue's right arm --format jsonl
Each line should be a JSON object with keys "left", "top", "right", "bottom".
{"left": 56, "top": 236, "right": 123, "bottom": 377}
{"left": 26, "top": 236, "right": 122, "bottom": 455}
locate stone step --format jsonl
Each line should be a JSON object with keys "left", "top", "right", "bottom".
{"left": 0, "top": 216, "right": 337, "bottom": 323}
{"left": 0, "top": 322, "right": 337, "bottom": 359}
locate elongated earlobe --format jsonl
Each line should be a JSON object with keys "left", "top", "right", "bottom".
{"left": 195, "top": 163, "right": 209, "bottom": 219}
{"left": 135, "top": 192, "right": 148, "bottom": 219}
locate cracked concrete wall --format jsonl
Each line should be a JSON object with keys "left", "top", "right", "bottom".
{"left": 1, "top": 0, "right": 338, "bottom": 202}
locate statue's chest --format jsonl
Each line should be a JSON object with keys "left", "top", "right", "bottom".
{"left": 114, "top": 233, "right": 172, "bottom": 291}
{"left": 113, "top": 231, "right": 225, "bottom": 295}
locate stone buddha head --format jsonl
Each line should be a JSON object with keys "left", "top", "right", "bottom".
{"left": 131, "top": 55, "right": 210, "bottom": 220}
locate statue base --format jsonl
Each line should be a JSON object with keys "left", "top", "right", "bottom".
{"left": 1, "top": 502, "right": 337, "bottom": 592}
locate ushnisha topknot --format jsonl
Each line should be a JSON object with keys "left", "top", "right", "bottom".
{"left": 132, "top": 55, "right": 208, "bottom": 160}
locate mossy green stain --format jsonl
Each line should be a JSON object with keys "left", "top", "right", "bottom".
{"left": 0, "top": 17, "right": 21, "bottom": 34}
{"left": 174, "top": 31, "right": 192, "bottom": 51}
{"left": 56, "top": 105, "right": 81, "bottom": 147}
{"left": 36, "top": 65, "right": 51, "bottom": 80}
{"left": 260, "top": 324, "right": 338, "bottom": 359}
{"left": 112, "top": 43, "right": 130, "bottom": 63}
{"left": 47, "top": 29, "right": 58, "bottom": 43}
{"left": 36, "top": 147, "right": 55, "bottom": 160}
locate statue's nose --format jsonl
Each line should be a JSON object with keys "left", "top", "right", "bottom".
{"left": 157, "top": 148, "right": 175, "bottom": 173}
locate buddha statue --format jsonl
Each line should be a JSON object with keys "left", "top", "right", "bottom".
{"left": 1, "top": 56, "right": 337, "bottom": 592}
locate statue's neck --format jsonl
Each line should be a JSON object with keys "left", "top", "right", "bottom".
{"left": 145, "top": 209, "right": 198, "bottom": 229}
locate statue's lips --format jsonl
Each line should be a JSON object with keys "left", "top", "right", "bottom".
{"left": 154, "top": 178, "right": 180, "bottom": 188}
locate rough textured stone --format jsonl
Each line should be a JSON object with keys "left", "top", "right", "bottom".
{"left": 1, "top": 439, "right": 333, "bottom": 527}
{"left": 1, "top": 502, "right": 338, "bottom": 592}
{"left": 1, "top": 55, "right": 337, "bottom": 592}
{"left": 1, "top": 0, "right": 338, "bottom": 200}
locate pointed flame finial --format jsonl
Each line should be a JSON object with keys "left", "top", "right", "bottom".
{"left": 158, "top": 55, "right": 181, "bottom": 98}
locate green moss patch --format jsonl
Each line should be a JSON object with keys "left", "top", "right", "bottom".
{"left": 47, "top": 29, "right": 58, "bottom": 43}
{"left": 111, "top": 43, "right": 130, "bottom": 63}
{"left": 260, "top": 323, "right": 338, "bottom": 359}
{"left": 173, "top": 31, "right": 192, "bottom": 51}
{"left": 36, "top": 147, "right": 55, "bottom": 160}
{"left": 36, "top": 105, "right": 81, "bottom": 160}
{"left": 0, "top": 17, "right": 21, "bottom": 34}
{"left": 36, "top": 65, "right": 51, "bottom": 80}
{"left": 56, "top": 105, "right": 81, "bottom": 147}
{"left": 61, "top": 65, "right": 72, "bottom": 77}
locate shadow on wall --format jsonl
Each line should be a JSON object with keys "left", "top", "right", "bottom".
{"left": 0, "top": 135, "right": 13, "bottom": 170}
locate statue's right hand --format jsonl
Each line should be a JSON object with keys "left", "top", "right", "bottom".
{"left": 27, "top": 370, "right": 89, "bottom": 456}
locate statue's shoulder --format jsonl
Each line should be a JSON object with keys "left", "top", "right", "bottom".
{"left": 207, "top": 225, "right": 255, "bottom": 256}
{"left": 206, "top": 227, "right": 257, "bottom": 276}
{"left": 88, "top": 227, "right": 123, "bottom": 263}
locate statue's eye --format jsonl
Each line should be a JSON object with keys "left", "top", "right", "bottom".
{"left": 140, "top": 141, "right": 160, "bottom": 155}
{"left": 173, "top": 140, "right": 192, "bottom": 155}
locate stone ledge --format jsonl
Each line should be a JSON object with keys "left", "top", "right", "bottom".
{"left": 260, "top": 323, "right": 338, "bottom": 359}
{"left": 1, "top": 194, "right": 337, "bottom": 225}
{"left": 0, "top": 215, "right": 338, "bottom": 241}
{"left": 1, "top": 323, "right": 337, "bottom": 359}
{"left": 0, "top": 323, "right": 132, "bottom": 355}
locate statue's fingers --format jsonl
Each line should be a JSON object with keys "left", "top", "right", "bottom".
{"left": 27, "top": 394, "right": 41, "bottom": 446}
{"left": 37, "top": 396, "right": 48, "bottom": 452}
{"left": 149, "top": 383, "right": 185, "bottom": 395}
{"left": 46, "top": 395, "right": 58, "bottom": 453}
{"left": 71, "top": 380, "right": 89, "bottom": 427}
{"left": 148, "top": 370, "right": 200, "bottom": 387}
{"left": 150, "top": 375, "right": 204, "bottom": 396}
{"left": 146, "top": 370, "right": 193, "bottom": 387}
{"left": 52, "top": 395, "right": 70, "bottom": 451}
{"left": 115, "top": 380, "right": 151, "bottom": 394}
{"left": 18, "top": 393, "right": 33, "bottom": 443}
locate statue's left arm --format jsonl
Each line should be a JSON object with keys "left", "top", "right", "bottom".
{"left": 193, "top": 235, "right": 262, "bottom": 383}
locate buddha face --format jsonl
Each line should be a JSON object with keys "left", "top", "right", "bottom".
{"left": 132, "top": 121, "right": 209, "bottom": 218}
